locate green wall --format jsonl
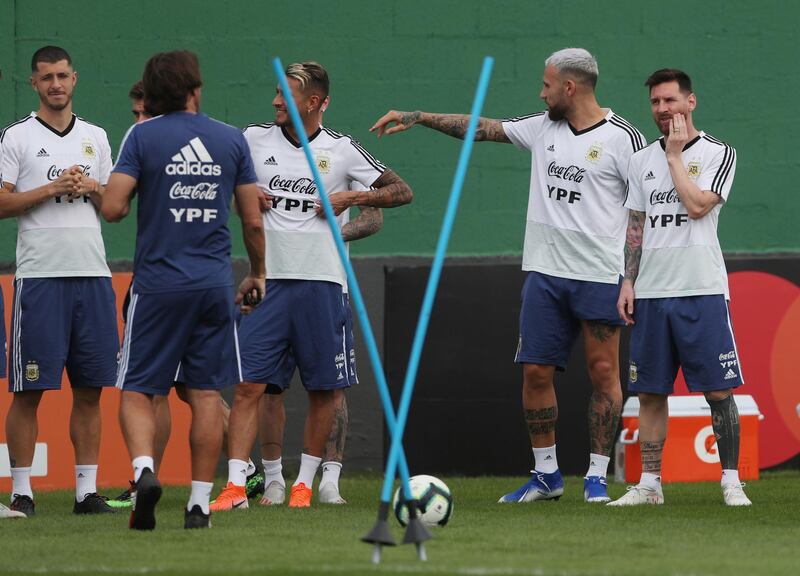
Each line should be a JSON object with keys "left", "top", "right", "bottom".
{"left": 1, "top": 0, "right": 797, "bottom": 264}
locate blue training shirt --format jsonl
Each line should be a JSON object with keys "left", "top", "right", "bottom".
{"left": 114, "top": 112, "right": 257, "bottom": 293}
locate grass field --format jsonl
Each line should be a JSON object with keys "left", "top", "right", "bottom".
{"left": 1, "top": 471, "right": 798, "bottom": 576}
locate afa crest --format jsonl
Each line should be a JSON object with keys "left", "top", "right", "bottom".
{"left": 628, "top": 362, "right": 638, "bottom": 383}
{"left": 81, "top": 139, "right": 96, "bottom": 159}
{"left": 586, "top": 143, "right": 603, "bottom": 164}
{"left": 315, "top": 152, "right": 331, "bottom": 174}
{"left": 25, "top": 361, "right": 40, "bottom": 382}
{"left": 687, "top": 161, "right": 702, "bottom": 180}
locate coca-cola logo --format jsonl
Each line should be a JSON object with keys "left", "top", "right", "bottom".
{"left": 47, "top": 164, "right": 91, "bottom": 181}
{"left": 547, "top": 161, "right": 585, "bottom": 183}
{"left": 649, "top": 188, "right": 681, "bottom": 205}
{"left": 268, "top": 175, "right": 317, "bottom": 195}
{"left": 169, "top": 181, "right": 220, "bottom": 200}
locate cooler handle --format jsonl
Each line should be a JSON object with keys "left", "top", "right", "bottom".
{"left": 618, "top": 427, "right": 639, "bottom": 444}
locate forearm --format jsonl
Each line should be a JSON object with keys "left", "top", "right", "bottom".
{"left": 242, "top": 220, "right": 266, "bottom": 277}
{"left": 341, "top": 207, "right": 383, "bottom": 242}
{"left": 416, "top": 112, "right": 509, "bottom": 142}
{"left": 0, "top": 183, "right": 55, "bottom": 218}
{"left": 667, "top": 156, "right": 719, "bottom": 218}
{"left": 624, "top": 210, "right": 645, "bottom": 282}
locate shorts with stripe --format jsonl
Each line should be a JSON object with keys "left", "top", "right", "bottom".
{"left": 0, "top": 285, "right": 7, "bottom": 379}
{"left": 8, "top": 277, "right": 118, "bottom": 392}
{"left": 117, "top": 286, "right": 240, "bottom": 396}
{"left": 239, "top": 280, "right": 355, "bottom": 391}
{"left": 627, "top": 295, "right": 744, "bottom": 395}
{"left": 515, "top": 271, "right": 623, "bottom": 370}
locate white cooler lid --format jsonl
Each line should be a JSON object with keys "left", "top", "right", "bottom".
{"left": 622, "top": 394, "right": 761, "bottom": 418}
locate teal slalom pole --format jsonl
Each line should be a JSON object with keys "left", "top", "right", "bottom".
{"left": 270, "top": 58, "right": 416, "bottom": 562}
{"left": 377, "top": 54, "right": 494, "bottom": 538}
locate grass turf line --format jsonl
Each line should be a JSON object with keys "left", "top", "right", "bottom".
{"left": 0, "top": 471, "right": 797, "bottom": 576}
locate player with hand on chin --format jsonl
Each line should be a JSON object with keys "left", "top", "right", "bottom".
{"left": 608, "top": 69, "right": 750, "bottom": 507}
{"left": 372, "top": 48, "right": 645, "bottom": 504}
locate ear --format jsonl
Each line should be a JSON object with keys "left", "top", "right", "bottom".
{"left": 687, "top": 92, "right": 697, "bottom": 112}
{"left": 320, "top": 95, "right": 330, "bottom": 113}
{"left": 30, "top": 75, "right": 36, "bottom": 91}
{"left": 564, "top": 78, "right": 577, "bottom": 96}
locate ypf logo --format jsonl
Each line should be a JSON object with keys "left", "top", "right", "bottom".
{"left": 694, "top": 425, "right": 720, "bottom": 464}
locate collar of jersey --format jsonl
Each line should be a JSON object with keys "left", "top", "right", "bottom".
{"left": 35, "top": 113, "right": 76, "bottom": 138}
{"left": 280, "top": 125, "right": 322, "bottom": 148}
{"left": 658, "top": 132, "right": 703, "bottom": 152}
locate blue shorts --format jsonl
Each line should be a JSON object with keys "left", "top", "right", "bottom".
{"left": 8, "top": 277, "right": 119, "bottom": 392}
{"left": 0, "top": 284, "right": 6, "bottom": 379}
{"left": 515, "top": 271, "right": 623, "bottom": 369}
{"left": 239, "top": 280, "right": 355, "bottom": 391}
{"left": 117, "top": 286, "right": 240, "bottom": 396}
{"left": 628, "top": 295, "right": 744, "bottom": 395}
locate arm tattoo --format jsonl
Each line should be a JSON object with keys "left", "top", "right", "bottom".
{"left": 588, "top": 391, "right": 621, "bottom": 455}
{"left": 419, "top": 113, "right": 510, "bottom": 143}
{"left": 341, "top": 207, "right": 383, "bottom": 242}
{"left": 640, "top": 440, "right": 665, "bottom": 474}
{"left": 586, "top": 321, "right": 619, "bottom": 343}
{"left": 324, "top": 397, "right": 349, "bottom": 463}
{"left": 624, "top": 210, "right": 645, "bottom": 282}
{"left": 354, "top": 169, "right": 412, "bottom": 208}
{"left": 524, "top": 406, "right": 558, "bottom": 436}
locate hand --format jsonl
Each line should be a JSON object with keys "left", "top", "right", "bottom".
{"left": 617, "top": 279, "right": 636, "bottom": 325}
{"left": 315, "top": 191, "right": 351, "bottom": 218}
{"left": 70, "top": 169, "right": 100, "bottom": 199}
{"left": 49, "top": 167, "right": 81, "bottom": 197}
{"left": 370, "top": 110, "right": 420, "bottom": 137}
{"left": 236, "top": 274, "right": 266, "bottom": 315}
{"left": 665, "top": 114, "right": 689, "bottom": 159}
{"left": 257, "top": 187, "right": 273, "bottom": 212}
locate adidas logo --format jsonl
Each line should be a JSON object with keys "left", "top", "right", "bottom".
{"left": 724, "top": 369, "right": 738, "bottom": 380}
{"left": 546, "top": 144, "right": 555, "bottom": 152}
{"left": 644, "top": 170, "right": 655, "bottom": 181}
{"left": 264, "top": 155, "right": 278, "bottom": 166}
{"left": 36, "top": 148, "right": 49, "bottom": 157}
{"left": 77, "top": 473, "right": 85, "bottom": 478}
{"left": 165, "top": 137, "right": 221, "bottom": 176}
{"left": 544, "top": 455, "right": 553, "bottom": 460}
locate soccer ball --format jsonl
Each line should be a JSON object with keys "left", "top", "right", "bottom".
{"left": 392, "top": 474, "right": 453, "bottom": 527}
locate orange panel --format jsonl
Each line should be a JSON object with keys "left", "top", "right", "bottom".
{"left": 0, "top": 273, "right": 192, "bottom": 492}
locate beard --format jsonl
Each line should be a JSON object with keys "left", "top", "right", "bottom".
{"left": 41, "top": 92, "right": 70, "bottom": 112}
{"left": 547, "top": 102, "right": 567, "bottom": 121}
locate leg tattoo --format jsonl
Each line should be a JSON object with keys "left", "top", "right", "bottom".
{"left": 524, "top": 406, "right": 558, "bottom": 438}
{"left": 586, "top": 321, "right": 619, "bottom": 343}
{"left": 708, "top": 395, "right": 740, "bottom": 470}
{"left": 588, "top": 391, "right": 621, "bottom": 456}
{"left": 324, "top": 401, "right": 348, "bottom": 463}
{"left": 640, "top": 440, "right": 665, "bottom": 475}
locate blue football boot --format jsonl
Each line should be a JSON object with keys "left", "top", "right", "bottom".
{"left": 498, "top": 470, "right": 564, "bottom": 503}
{"left": 583, "top": 475, "right": 611, "bottom": 503}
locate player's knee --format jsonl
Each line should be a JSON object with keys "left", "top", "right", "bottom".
{"left": 587, "top": 358, "right": 618, "bottom": 389}
{"left": 523, "top": 364, "right": 553, "bottom": 391}
{"left": 704, "top": 389, "right": 732, "bottom": 402}
{"left": 234, "top": 381, "right": 266, "bottom": 403}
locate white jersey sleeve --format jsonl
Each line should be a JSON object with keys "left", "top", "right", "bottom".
{"left": 95, "top": 126, "right": 113, "bottom": 185}
{"left": 0, "top": 123, "right": 23, "bottom": 186}
{"left": 501, "top": 113, "right": 547, "bottom": 151}
{"left": 694, "top": 137, "right": 736, "bottom": 201}
{"left": 344, "top": 137, "right": 385, "bottom": 188}
{"left": 624, "top": 151, "right": 647, "bottom": 212}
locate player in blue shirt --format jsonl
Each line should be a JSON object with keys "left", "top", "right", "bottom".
{"left": 102, "top": 50, "right": 266, "bottom": 530}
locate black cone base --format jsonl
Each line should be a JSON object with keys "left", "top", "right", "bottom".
{"left": 361, "top": 501, "right": 397, "bottom": 546}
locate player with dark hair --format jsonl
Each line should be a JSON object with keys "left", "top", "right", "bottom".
{"left": 609, "top": 68, "right": 750, "bottom": 507}
{"left": 372, "top": 47, "right": 645, "bottom": 504}
{"left": 103, "top": 50, "right": 266, "bottom": 529}
{"left": 1, "top": 45, "right": 119, "bottom": 517}
{"left": 212, "top": 60, "right": 411, "bottom": 510}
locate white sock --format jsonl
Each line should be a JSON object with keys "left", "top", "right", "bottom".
{"left": 639, "top": 472, "right": 662, "bottom": 490}
{"left": 227, "top": 459, "right": 249, "bottom": 486}
{"left": 10, "top": 467, "right": 33, "bottom": 499}
{"left": 188, "top": 480, "right": 213, "bottom": 514}
{"left": 132, "top": 456, "right": 154, "bottom": 482}
{"left": 320, "top": 461, "right": 342, "bottom": 488}
{"left": 586, "top": 453, "right": 610, "bottom": 478}
{"left": 293, "top": 453, "right": 321, "bottom": 487}
{"left": 75, "top": 465, "right": 98, "bottom": 502}
{"left": 262, "top": 458, "right": 284, "bottom": 486}
{"left": 246, "top": 459, "right": 256, "bottom": 477}
{"left": 532, "top": 445, "right": 558, "bottom": 473}
{"left": 721, "top": 469, "right": 741, "bottom": 486}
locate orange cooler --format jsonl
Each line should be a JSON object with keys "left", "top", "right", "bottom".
{"left": 614, "top": 395, "right": 761, "bottom": 483}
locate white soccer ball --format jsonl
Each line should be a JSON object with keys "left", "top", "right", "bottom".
{"left": 392, "top": 474, "right": 453, "bottom": 527}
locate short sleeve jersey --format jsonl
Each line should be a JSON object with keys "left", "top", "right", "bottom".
{"left": 113, "top": 112, "right": 257, "bottom": 293}
{"left": 243, "top": 123, "right": 386, "bottom": 286}
{"left": 625, "top": 132, "right": 736, "bottom": 298}
{"left": 502, "top": 110, "right": 645, "bottom": 284}
{"left": 0, "top": 113, "right": 112, "bottom": 278}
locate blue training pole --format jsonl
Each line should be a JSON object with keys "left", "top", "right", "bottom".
{"left": 379, "top": 57, "right": 494, "bottom": 504}
{"left": 270, "top": 58, "right": 415, "bottom": 498}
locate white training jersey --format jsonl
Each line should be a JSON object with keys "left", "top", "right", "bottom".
{"left": 0, "top": 112, "right": 112, "bottom": 278}
{"left": 243, "top": 123, "right": 385, "bottom": 286}
{"left": 502, "top": 109, "right": 645, "bottom": 284}
{"left": 625, "top": 132, "right": 736, "bottom": 298}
